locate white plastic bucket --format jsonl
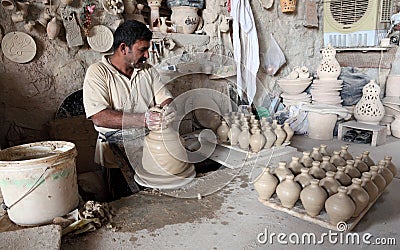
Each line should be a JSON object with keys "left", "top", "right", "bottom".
{"left": 0, "top": 141, "right": 79, "bottom": 226}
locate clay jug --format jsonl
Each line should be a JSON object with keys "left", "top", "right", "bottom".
{"left": 335, "top": 166, "right": 352, "bottom": 186}
{"left": 263, "top": 126, "right": 276, "bottom": 149}
{"left": 274, "top": 124, "right": 287, "bottom": 146}
{"left": 228, "top": 123, "right": 241, "bottom": 146}
{"left": 294, "top": 167, "right": 313, "bottom": 188}
{"left": 274, "top": 162, "right": 292, "bottom": 182}
{"left": 361, "top": 151, "right": 375, "bottom": 167}
{"left": 384, "top": 156, "right": 398, "bottom": 177}
{"left": 361, "top": 172, "right": 379, "bottom": 203}
{"left": 319, "top": 144, "right": 330, "bottom": 156}
{"left": 171, "top": 6, "right": 200, "bottom": 34}
{"left": 300, "top": 151, "right": 313, "bottom": 168}
{"left": 319, "top": 171, "right": 340, "bottom": 196}
{"left": 348, "top": 178, "right": 370, "bottom": 217}
{"left": 253, "top": 167, "right": 278, "bottom": 200}
{"left": 288, "top": 156, "right": 303, "bottom": 175}
{"left": 330, "top": 151, "right": 346, "bottom": 167}
{"left": 300, "top": 179, "right": 327, "bottom": 217}
{"left": 283, "top": 122, "right": 294, "bottom": 143}
{"left": 320, "top": 156, "right": 336, "bottom": 172}
{"left": 369, "top": 165, "right": 386, "bottom": 193}
{"left": 340, "top": 145, "right": 353, "bottom": 160}
{"left": 354, "top": 156, "right": 369, "bottom": 173}
{"left": 377, "top": 160, "right": 393, "bottom": 186}
{"left": 271, "top": 119, "right": 278, "bottom": 129}
{"left": 310, "top": 147, "right": 323, "bottom": 161}
{"left": 250, "top": 129, "right": 265, "bottom": 153}
{"left": 309, "top": 161, "right": 326, "bottom": 179}
{"left": 217, "top": 121, "right": 229, "bottom": 143}
{"left": 238, "top": 127, "right": 251, "bottom": 150}
{"left": 344, "top": 160, "right": 361, "bottom": 179}
{"left": 325, "top": 186, "right": 356, "bottom": 225}
{"left": 47, "top": 17, "right": 60, "bottom": 40}
{"left": 276, "top": 174, "right": 301, "bottom": 209}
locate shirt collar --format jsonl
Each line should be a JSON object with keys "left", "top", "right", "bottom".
{"left": 101, "top": 55, "right": 142, "bottom": 79}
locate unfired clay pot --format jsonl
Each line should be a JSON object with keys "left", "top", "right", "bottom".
{"left": 377, "top": 160, "right": 393, "bottom": 186}
{"left": 347, "top": 178, "right": 370, "bottom": 217}
{"left": 274, "top": 162, "right": 292, "bottom": 182}
{"left": 335, "top": 166, "right": 352, "bottom": 186}
{"left": 309, "top": 161, "right": 326, "bottom": 179}
{"left": 228, "top": 123, "right": 241, "bottom": 146}
{"left": 250, "top": 129, "right": 265, "bottom": 153}
{"left": 274, "top": 124, "right": 286, "bottom": 146}
{"left": 330, "top": 151, "right": 346, "bottom": 167}
{"left": 276, "top": 174, "right": 301, "bottom": 209}
{"left": 288, "top": 156, "right": 303, "bottom": 175}
{"left": 47, "top": 17, "right": 61, "bottom": 40}
{"left": 310, "top": 147, "right": 323, "bottom": 161}
{"left": 361, "top": 172, "right": 379, "bottom": 203}
{"left": 300, "top": 151, "right": 313, "bottom": 168}
{"left": 300, "top": 179, "right": 327, "bottom": 217}
{"left": 294, "top": 167, "right": 313, "bottom": 188}
{"left": 217, "top": 121, "right": 229, "bottom": 143}
{"left": 238, "top": 127, "right": 250, "bottom": 149}
{"left": 354, "top": 156, "right": 369, "bottom": 173}
{"left": 317, "top": 44, "right": 341, "bottom": 80}
{"left": 354, "top": 80, "right": 385, "bottom": 125}
{"left": 390, "top": 115, "right": 400, "bottom": 138}
{"left": 319, "top": 171, "right": 340, "bottom": 196}
{"left": 253, "top": 167, "right": 278, "bottom": 200}
{"left": 319, "top": 144, "right": 330, "bottom": 156}
{"left": 325, "top": 186, "right": 355, "bottom": 225}
{"left": 171, "top": 6, "right": 200, "bottom": 34}
{"left": 307, "top": 112, "right": 337, "bottom": 140}
{"left": 283, "top": 122, "right": 294, "bottom": 143}
{"left": 384, "top": 156, "right": 398, "bottom": 177}
{"left": 369, "top": 165, "right": 386, "bottom": 193}
{"left": 320, "top": 156, "right": 336, "bottom": 172}
{"left": 263, "top": 126, "right": 276, "bottom": 149}
{"left": 345, "top": 160, "right": 361, "bottom": 179}
{"left": 339, "top": 145, "right": 353, "bottom": 160}
{"left": 361, "top": 151, "right": 375, "bottom": 167}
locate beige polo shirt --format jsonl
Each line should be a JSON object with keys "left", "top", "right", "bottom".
{"left": 83, "top": 55, "right": 173, "bottom": 168}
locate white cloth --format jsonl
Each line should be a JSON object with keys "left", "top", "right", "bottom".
{"left": 230, "top": 0, "right": 260, "bottom": 104}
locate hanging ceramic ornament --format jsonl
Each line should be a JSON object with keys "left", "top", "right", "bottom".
{"left": 354, "top": 80, "right": 385, "bottom": 125}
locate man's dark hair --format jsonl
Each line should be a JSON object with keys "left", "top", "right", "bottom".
{"left": 113, "top": 20, "right": 153, "bottom": 50}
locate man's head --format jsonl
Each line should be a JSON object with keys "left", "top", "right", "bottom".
{"left": 113, "top": 20, "right": 153, "bottom": 68}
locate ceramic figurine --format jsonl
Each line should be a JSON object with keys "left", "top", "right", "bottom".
{"left": 354, "top": 80, "right": 385, "bottom": 125}
{"left": 347, "top": 178, "right": 370, "bottom": 217}
{"left": 254, "top": 167, "right": 278, "bottom": 200}
{"left": 276, "top": 174, "right": 301, "bottom": 209}
{"left": 369, "top": 165, "right": 386, "bottom": 193}
{"left": 319, "top": 171, "right": 340, "bottom": 196}
{"left": 320, "top": 156, "right": 336, "bottom": 172}
{"left": 294, "top": 167, "right": 313, "bottom": 188}
{"left": 360, "top": 172, "right": 379, "bottom": 203}
{"left": 325, "top": 186, "right": 356, "bottom": 225}
{"left": 300, "top": 179, "right": 327, "bottom": 217}
{"left": 274, "top": 162, "right": 292, "bottom": 182}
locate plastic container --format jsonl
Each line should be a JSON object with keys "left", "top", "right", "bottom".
{"left": 0, "top": 141, "right": 79, "bottom": 226}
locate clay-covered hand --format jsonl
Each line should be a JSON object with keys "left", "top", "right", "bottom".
{"left": 144, "top": 107, "right": 164, "bottom": 130}
{"left": 162, "top": 104, "right": 176, "bottom": 125}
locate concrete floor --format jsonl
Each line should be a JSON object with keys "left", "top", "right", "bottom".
{"left": 61, "top": 134, "right": 400, "bottom": 250}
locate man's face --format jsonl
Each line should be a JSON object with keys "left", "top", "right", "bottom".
{"left": 126, "top": 39, "right": 150, "bottom": 68}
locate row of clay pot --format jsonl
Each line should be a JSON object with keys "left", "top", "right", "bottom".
{"left": 216, "top": 114, "right": 294, "bottom": 153}
{"left": 254, "top": 147, "right": 397, "bottom": 226}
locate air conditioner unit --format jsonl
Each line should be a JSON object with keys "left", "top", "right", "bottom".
{"left": 323, "top": 0, "right": 394, "bottom": 47}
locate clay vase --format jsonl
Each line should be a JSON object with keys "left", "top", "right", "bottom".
{"left": 354, "top": 80, "right": 385, "bottom": 125}
{"left": 288, "top": 156, "right": 303, "bottom": 175}
{"left": 319, "top": 144, "right": 330, "bottom": 156}
{"left": 347, "top": 178, "right": 370, "bottom": 217}
{"left": 294, "top": 167, "right": 313, "bottom": 188}
{"left": 354, "top": 156, "right": 369, "bottom": 173}
{"left": 377, "top": 160, "right": 393, "bottom": 186}
{"left": 217, "top": 121, "right": 229, "bottom": 143}
{"left": 300, "top": 179, "right": 328, "bottom": 217}
{"left": 317, "top": 44, "right": 341, "bottom": 80}
{"left": 309, "top": 161, "right": 326, "bottom": 179}
{"left": 344, "top": 160, "right": 361, "bottom": 179}
{"left": 249, "top": 129, "right": 265, "bottom": 153}
{"left": 320, "top": 156, "right": 336, "bottom": 172}
{"left": 276, "top": 174, "right": 301, "bottom": 209}
{"left": 283, "top": 122, "right": 294, "bottom": 143}
{"left": 250, "top": 124, "right": 259, "bottom": 134}
{"left": 171, "top": 6, "right": 200, "bottom": 34}
{"left": 228, "top": 123, "right": 241, "bottom": 146}
{"left": 142, "top": 127, "right": 192, "bottom": 176}
{"left": 369, "top": 165, "right": 386, "bottom": 193}
{"left": 310, "top": 147, "right": 323, "bottom": 161}
{"left": 238, "top": 127, "right": 251, "bottom": 150}
{"left": 361, "top": 151, "right": 375, "bottom": 167}
{"left": 253, "top": 167, "right": 278, "bottom": 200}
{"left": 325, "top": 186, "right": 356, "bottom": 225}
{"left": 271, "top": 119, "right": 278, "bottom": 130}
{"left": 123, "top": 0, "right": 136, "bottom": 14}
{"left": 300, "top": 151, "right": 313, "bottom": 168}
{"left": 263, "top": 126, "right": 276, "bottom": 149}
{"left": 361, "top": 172, "right": 379, "bottom": 203}
{"left": 330, "top": 151, "right": 346, "bottom": 167}
{"left": 319, "top": 171, "right": 340, "bottom": 196}
{"left": 274, "top": 162, "right": 292, "bottom": 182}
{"left": 335, "top": 166, "right": 352, "bottom": 186}
{"left": 159, "top": 16, "right": 168, "bottom": 34}
{"left": 274, "top": 124, "right": 287, "bottom": 146}
{"left": 47, "top": 17, "right": 61, "bottom": 40}
{"left": 340, "top": 145, "right": 353, "bottom": 161}
{"left": 384, "top": 156, "right": 397, "bottom": 177}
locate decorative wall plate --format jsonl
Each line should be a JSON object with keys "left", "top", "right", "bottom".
{"left": 87, "top": 25, "right": 113, "bottom": 53}
{"left": 1, "top": 31, "right": 36, "bottom": 63}
{"left": 102, "top": 0, "right": 124, "bottom": 15}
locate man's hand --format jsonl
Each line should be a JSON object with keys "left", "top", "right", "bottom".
{"left": 145, "top": 107, "right": 164, "bottom": 130}
{"left": 162, "top": 104, "right": 176, "bottom": 125}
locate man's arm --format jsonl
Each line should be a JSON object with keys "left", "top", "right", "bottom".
{"left": 91, "top": 109, "right": 145, "bottom": 129}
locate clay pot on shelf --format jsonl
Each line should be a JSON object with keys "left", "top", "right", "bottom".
{"left": 319, "top": 171, "right": 340, "bottom": 196}
{"left": 347, "top": 178, "right": 370, "bottom": 218}
{"left": 294, "top": 167, "right": 313, "bottom": 188}
{"left": 276, "top": 174, "right": 301, "bottom": 209}
{"left": 274, "top": 162, "right": 292, "bottom": 182}
{"left": 325, "top": 186, "right": 356, "bottom": 225}
{"left": 317, "top": 44, "right": 341, "bottom": 80}
{"left": 300, "top": 179, "right": 327, "bottom": 217}
{"left": 360, "top": 172, "right": 379, "bottom": 203}
{"left": 253, "top": 167, "right": 278, "bottom": 200}
{"left": 171, "top": 6, "right": 200, "bottom": 34}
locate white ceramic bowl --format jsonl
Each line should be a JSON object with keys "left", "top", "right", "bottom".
{"left": 277, "top": 78, "right": 312, "bottom": 95}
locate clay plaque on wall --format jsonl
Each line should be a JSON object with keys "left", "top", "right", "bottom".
{"left": 1, "top": 31, "right": 36, "bottom": 63}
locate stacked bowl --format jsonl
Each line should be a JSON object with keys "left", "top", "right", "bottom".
{"left": 310, "top": 79, "right": 343, "bottom": 106}
{"left": 277, "top": 77, "right": 312, "bottom": 106}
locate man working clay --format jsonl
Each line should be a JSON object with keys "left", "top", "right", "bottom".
{"left": 83, "top": 20, "right": 175, "bottom": 200}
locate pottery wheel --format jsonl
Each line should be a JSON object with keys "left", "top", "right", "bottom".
{"left": 1, "top": 31, "right": 36, "bottom": 63}
{"left": 87, "top": 25, "right": 113, "bottom": 53}
{"left": 134, "top": 163, "right": 196, "bottom": 189}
